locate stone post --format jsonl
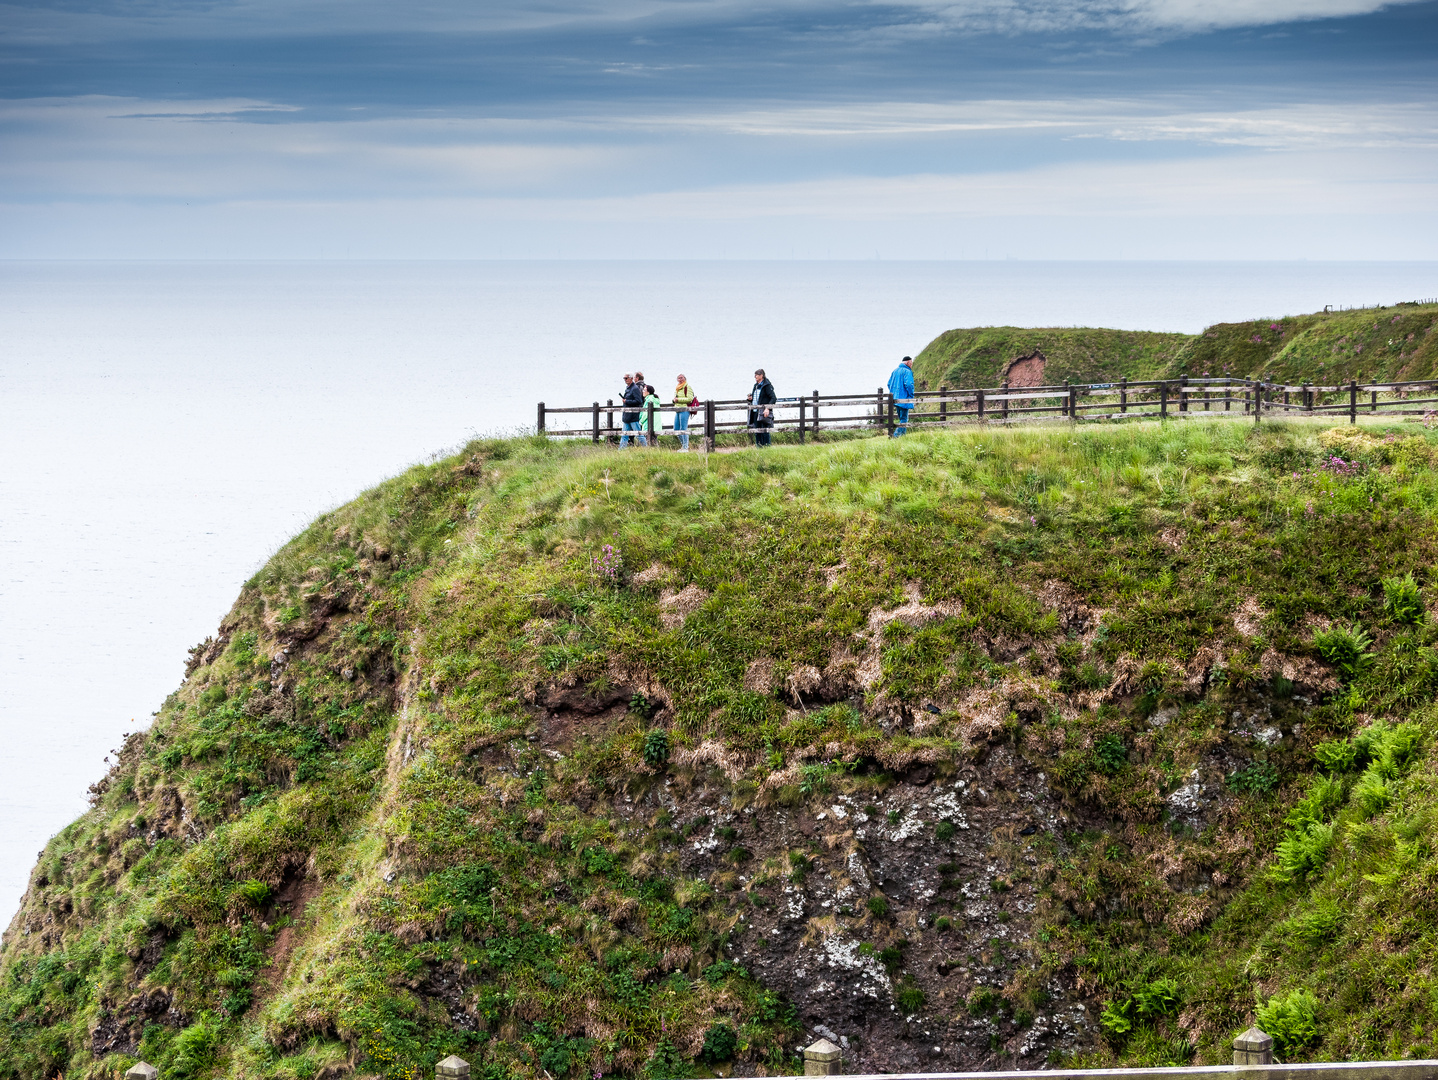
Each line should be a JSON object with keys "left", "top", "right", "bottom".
{"left": 804, "top": 1037, "right": 842, "bottom": 1076}
{"left": 1234, "top": 1026, "right": 1274, "bottom": 1066}
{"left": 436, "top": 1055, "right": 471, "bottom": 1080}
{"left": 125, "top": 1065, "right": 159, "bottom": 1080}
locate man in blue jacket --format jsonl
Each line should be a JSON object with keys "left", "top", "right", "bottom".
{"left": 888, "top": 356, "right": 915, "bottom": 436}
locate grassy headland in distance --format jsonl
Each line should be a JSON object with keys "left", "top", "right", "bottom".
{"left": 913, "top": 302, "right": 1438, "bottom": 389}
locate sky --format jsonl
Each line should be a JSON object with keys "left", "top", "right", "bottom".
{"left": 1, "top": 0, "right": 1437, "bottom": 258}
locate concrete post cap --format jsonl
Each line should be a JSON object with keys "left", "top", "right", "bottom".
{"left": 436, "top": 1055, "right": 472, "bottom": 1078}
{"left": 805, "top": 1038, "right": 842, "bottom": 1060}
{"left": 125, "top": 1064, "right": 159, "bottom": 1080}
{"left": 1235, "top": 1027, "right": 1274, "bottom": 1052}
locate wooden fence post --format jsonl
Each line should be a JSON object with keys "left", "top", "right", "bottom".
{"left": 940, "top": 384, "right": 948, "bottom": 422}
{"left": 1254, "top": 381, "right": 1262, "bottom": 424}
{"left": 1160, "top": 382, "right": 1168, "bottom": 418}
{"left": 886, "top": 392, "right": 895, "bottom": 436}
{"left": 1350, "top": 380, "right": 1358, "bottom": 424}
{"left": 1063, "top": 380, "right": 1071, "bottom": 417}
{"left": 813, "top": 390, "right": 820, "bottom": 434}
{"left": 1179, "top": 375, "right": 1188, "bottom": 413}
{"left": 977, "top": 388, "right": 985, "bottom": 422}
{"left": 1069, "top": 383, "right": 1078, "bottom": 422}
{"left": 1120, "top": 377, "right": 1128, "bottom": 414}
{"left": 607, "top": 399, "right": 614, "bottom": 442}
{"left": 705, "top": 399, "right": 715, "bottom": 452}
{"left": 1002, "top": 379, "right": 1010, "bottom": 420}
{"left": 804, "top": 1038, "right": 842, "bottom": 1076}
{"left": 1303, "top": 382, "right": 1311, "bottom": 414}
{"left": 1233, "top": 1028, "right": 1273, "bottom": 1067}
{"left": 647, "top": 400, "right": 656, "bottom": 447}
{"left": 1372, "top": 386, "right": 1379, "bottom": 413}
{"left": 592, "top": 402, "right": 600, "bottom": 443}
{"left": 537, "top": 402, "right": 546, "bottom": 434}
{"left": 798, "top": 395, "right": 806, "bottom": 443}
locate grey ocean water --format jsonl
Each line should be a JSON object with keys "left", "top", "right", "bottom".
{"left": 3, "top": 260, "right": 1434, "bottom": 924}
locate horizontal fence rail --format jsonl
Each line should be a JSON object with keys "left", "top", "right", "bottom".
{"left": 777, "top": 1065, "right": 1438, "bottom": 1080}
{"left": 321, "top": 1033, "right": 1438, "bottom": 1080}
{"left": 537, "top": 376, "right": 1438, "bottom": 450}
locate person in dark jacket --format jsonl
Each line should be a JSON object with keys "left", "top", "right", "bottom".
{"left": 619, "top": 373, "right": 647, "bottom": 447}
{"left": 749, "top": 369, "right": 777, "bottom": 446}
{"left": 888, "top": 356, "right": 915, "bottom": 436}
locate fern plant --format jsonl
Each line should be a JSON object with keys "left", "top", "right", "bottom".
{"left": 1271, "top": 821, "right": 1334, "bottom": 883}
{"left": 1383, "top": 572, "right": 1425, "bottom": 624}
{"left": 1312, "top": 623, "right": 1375, "bottom": 682}
{"left": 1255, "top": 988, "right": 1321, "bottom": 1056}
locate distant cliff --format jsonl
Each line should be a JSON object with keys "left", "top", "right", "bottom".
{"left": 914, "top": 302, "right": 1438, "bottom": 390}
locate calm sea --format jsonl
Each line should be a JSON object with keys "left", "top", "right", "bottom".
{"left": 3, "top": 259, "right": 1435, "bottom": 923}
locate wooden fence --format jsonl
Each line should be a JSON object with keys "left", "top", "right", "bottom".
{"left": 537, "top": 376, "right": 1438, "bottom": 450}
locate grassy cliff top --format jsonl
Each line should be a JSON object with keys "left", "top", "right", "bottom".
{"left": 913, "top": 303, "right": 1438, "bottom": 390}
{"left": 9, "top": 419, "right": 1438, "bottom": 1079}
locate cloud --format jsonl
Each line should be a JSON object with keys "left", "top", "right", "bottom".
{"left": 3, "top": 94, "right": 1435, "bottom": 212}
{"left": 885, "top": 0, "right": 1417, "bottom": 36}
{"left": 7, "top": 146, "right": 1436, "bottom": 260}
{"left": 438, "top": 148, "right": 1438, "bottom": 221}
{"left": 628, "top": 99, "right": 1438, "bottom": 149}
{"left": 0, "top": 97, "right": 631, "bottom": 199}
{"left": 1122, "top": 0, "right": 1410, "bottom": 31}
{"left": 0, "top": 0, "right": 1422, "bottom": 44}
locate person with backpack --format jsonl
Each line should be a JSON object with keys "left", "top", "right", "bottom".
{"left": 888, "top": 356, "right": 915, "bottom": 436}
{"left": 673, "top": 374, "right": 697, "bottom": 451}
{"left": 640, "top": 383, "right": 662, "bottom": 447}
{"left": 749, "top": 369, "right": 776, "bottom": 446}
{"left": 619, "top": 373, "right": 646, "bottom": 447}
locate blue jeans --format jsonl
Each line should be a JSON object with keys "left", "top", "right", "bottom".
{"left": 674, "top": 409, "right": 690, "bottom": 449}
{"left": 893, "top": 407, "right": 910, "bottom": 436}
{"left": 620, "top": 420, "right": 646, "bottom": 447}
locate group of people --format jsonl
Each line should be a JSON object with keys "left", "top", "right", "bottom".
{"left": 615, "top": 356, "right": 915, "bottom": 449}
{"left": 617, "top": 370, "right": 699, "bottom": 449}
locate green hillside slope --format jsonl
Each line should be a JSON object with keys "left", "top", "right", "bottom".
{"left": 9, "top": 420, "right": 1438, "bottom": 1079}
{"left": 911, "top": 327, "right": 1189, "bottom": 390}
{"left": 913, "top": 303, "right": 1438, "bottom": 391}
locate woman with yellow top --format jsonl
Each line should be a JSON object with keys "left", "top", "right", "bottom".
{"left": 672, "top": 374, "right": 697, "bottom": 451}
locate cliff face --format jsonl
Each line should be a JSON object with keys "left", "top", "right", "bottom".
{"left": 8, "top": 420, "right": 1438, "bottom": 1080}
{"left": 912, "top": 303, "right": 1438, "bottom": 390}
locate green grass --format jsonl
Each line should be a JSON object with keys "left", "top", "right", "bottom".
{"left": 11, "top": 418, "right": 1438, "bottom": 1076}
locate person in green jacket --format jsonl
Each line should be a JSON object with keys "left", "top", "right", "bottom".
{"left": 639, "top": 384, "right": 662, "bottom": 446}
